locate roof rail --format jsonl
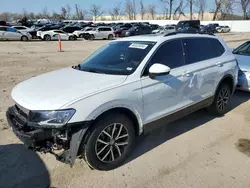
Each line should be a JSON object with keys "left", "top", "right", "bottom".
{"left": 164, "top": 31, "right": 215, "bottom": 37}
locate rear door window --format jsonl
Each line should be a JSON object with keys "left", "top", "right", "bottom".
{"left": 184, "top": 38, "right": 225, "bottom": 65}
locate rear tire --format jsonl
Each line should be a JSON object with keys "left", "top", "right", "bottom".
{"left": 82, "top": 113, "right": 136, "bottom": 171}
{"left": 108, "top": 34, "right": 114, "bottom": 40}
{"left": 44, "top": 35, "right": 51, "bottom": 41}
{"left": 21, "top": 36, "right": 28, "bottom": 41}
{"left": 207, "top": 83, "right": 231, "bottom": 116}
{"left": 69, "top": 36, "right": 74, "bottom": 41}
{"left": 89, "top": 34, "right": 95, "bottom": 40}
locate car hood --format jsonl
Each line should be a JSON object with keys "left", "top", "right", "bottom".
{"left": 235, "top": 54, "right": 250, "bottom": 71}
{"left": 12, "top": 68, "right": 127, "bottom": 110}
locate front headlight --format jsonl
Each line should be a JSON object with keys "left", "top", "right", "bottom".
{"left": 29, "top": 109, "right": 75, "bottom": 127}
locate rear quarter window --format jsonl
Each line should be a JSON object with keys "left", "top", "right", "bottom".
{"left": 184, "top": 38, "right": 225, "bottom": 65}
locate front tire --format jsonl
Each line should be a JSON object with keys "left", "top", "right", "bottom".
{"left": 89, "top": 34, "right": 95, "bottom": 40}
{"left": 82, "top": 113, "right": 135, "bottom": 171}
{"left": 69, "top": 36, "right": 74, "bottom": 41}
{"left": 44, "top": 35, "right": 51, "bottom": 41}
{"left": 21, "top": 36, "right": 28, "bottom": 41}
{"left": 207, "top": 83, "right": 231, "bottom": 116}
{"left": 108, "top": 34, "right": 114, "bottom": 40}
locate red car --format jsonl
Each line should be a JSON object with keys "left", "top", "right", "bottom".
{"left": 114, "top": 27, "right": 129, "bottom": 37}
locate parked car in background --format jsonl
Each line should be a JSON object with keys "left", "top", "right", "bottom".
{"left": 73, "top": 27, "right": 95, "bottom": 38}
{"left": 36, "top": 24, "right": 63, "bottom": 38}
{"left": 12, "top": 26, "right": 33, "bottom": 32}
{"left": 233, "top": 41, "right": 250, "bottom": 91}
{"left": 61, "top": 26, "right": 82, "bottom": 33}
{"left": 40, "top": 30, "right": 77, "bottom": 41}
{"left": 176, "top": 20, "right": 200, "bottom": 31}
{"left": 152, "top": 26, "right": 176, "bottom": 34}
{"left": 85, "top": 26, "right": 114, "bottom": 40}
{"left": 7, "top": 33, "right": 238, "bottom": 171}
{"left": 200, "top": 24, "right": 217, "bottom": 34}
{"left": 114, "top": 27, "right": 129, "bottom": 37}
{"left": 125, "top": 25, "right": 152, "bottom": 37}
{"left": 0, "top": 26, "right": 32, "bottom": 41}
{"left": 217, "top": 26, "right": 231, "bottom": 33}
{"left": 149, "top": 24, "right": 159, "bottom": 31}
{"left": 0, "top": 20, "right": 7, "bottom": 26}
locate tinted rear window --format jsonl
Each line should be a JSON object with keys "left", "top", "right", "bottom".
{"left": 184, "top": 38, "right": 225, "bottom": 64}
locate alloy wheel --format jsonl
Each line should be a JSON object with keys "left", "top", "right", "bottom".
{"left": 217, "top": 88, "right": 230, "bottom": 112}
{"left": 95, "top": 123, "right": 129, "bottom": 163}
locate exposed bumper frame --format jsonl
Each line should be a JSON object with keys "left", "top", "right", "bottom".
{"left": 6, "top": 106, "right": 91, "bottom": 166}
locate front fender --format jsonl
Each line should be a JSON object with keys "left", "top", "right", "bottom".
{"left": 85, "top": 100, "right": 144, "bottom": 134}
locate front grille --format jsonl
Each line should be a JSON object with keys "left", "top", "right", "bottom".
{"left": 9, "top": 105, "right": 29, "bottom": 130}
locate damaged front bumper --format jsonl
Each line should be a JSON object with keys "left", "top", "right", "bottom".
{"left": 6, "top": 105, "right": 91, "bottom": 166}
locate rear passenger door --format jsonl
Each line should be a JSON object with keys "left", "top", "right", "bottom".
{"left": 183, "top": 37, "right": 226, "bottom": 103}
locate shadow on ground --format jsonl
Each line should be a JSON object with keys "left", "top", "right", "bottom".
{"left": 126, "top": 91, "right": 250, "bottom": 164}
{"left": 0, "top": 144, "right": 50, "bottom": 188}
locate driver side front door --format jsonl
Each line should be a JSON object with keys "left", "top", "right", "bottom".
{"left": 141, "top": 39, "right": 194, "bottom": 132}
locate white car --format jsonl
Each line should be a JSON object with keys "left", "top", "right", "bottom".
{"left": 216, "top": 26, "right": 231, "bottom": 33}
{"left": 85, "top": 26, "right": 114, "bottom": 40}
{"left": 40, "top": 30, "right": 77, "bottom": 41}
{"left": 0, "top": 26, "right": 32, "bottom": 41}
{"left": 7, "top": 33, "right": 238, "bottom": 171}
{"left": 152, "top": 26, "right": 176, "bottom": 34}
{"left": 73, "top": 27, "right": 95, "bottom": 38}
{"left": 12, "top": 26, "right": 33, "bottom": 32}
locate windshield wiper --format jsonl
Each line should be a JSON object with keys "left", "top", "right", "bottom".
{"left": 81, "top": 67, "right": 106, "bottom": 74}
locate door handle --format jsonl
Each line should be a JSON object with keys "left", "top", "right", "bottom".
{"left": 216, "top": 62, "right": 223, "bottom": 67}
{"left": 182, "top": 71, "right": 192, "bottom": 77}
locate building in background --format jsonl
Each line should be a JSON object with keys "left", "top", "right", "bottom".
{"left": 95, "top": 12, "right": 242, "bottom": 21}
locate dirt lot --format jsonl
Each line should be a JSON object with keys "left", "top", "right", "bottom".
{"left": 1, "top": 33, "right": 250, "bottom": 188}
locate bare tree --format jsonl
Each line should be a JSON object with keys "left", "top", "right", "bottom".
{"left": 75, "top": 4, "right": 88, "bottom": 20}
{"left": 160, "top": 0, "right": 175, "bottom": 19}
{"left": 219, "top": 0, "right": 235, "bottom": 20}
{"left": 238, "top": 0, "right": 250, "bottom": 19}
{"left": 89, "top": 4, "right": 104, "bottom": 21}
{"left": 22, "top": 8, "right": 28, "bottom": 17}
{"left": 148, "top": 4, "right": 156, "bottom": 19}
{"left": 187, "top": 0, "right": 194, "bottom": 19}
{"left": 41, "top": 7, "right": 50, "bottom": 18}
{"left": 125, "top": 0, "right": 134, "bottom": 20}
{"left": 51, "top": 11, "right": 62, "bottom": 20}
{"left": 173, "top": 0, "right": 186, "bottom": 19}
{"left": 109, "top": 3, "right": 122, "bottom": 20}
{"left": 212, "top": 0, "right": 226, "bottom": 20}
{"left": 140, "top": 0, "right": 146, "bottom": 20}
{"left": 195, "top": 0, "right": 206, "bottom": 20}
{"left": 61, "top": 7, "right": 67, "bottom": 19}
{"left": 133, "top": 0, "right": 137, "bottom": 20}
{"left": 162, "top": 6, "right": 169, "bottom": 19}
{"left": 66, "top": 4, "right": 71, "bottom": 19}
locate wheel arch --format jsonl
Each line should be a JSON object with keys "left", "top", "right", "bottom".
{"left": 92, "top": 107, "right": 142, "bottom": 136}
{"left": 216, "top": 74, "right": 235, "bottom": 95}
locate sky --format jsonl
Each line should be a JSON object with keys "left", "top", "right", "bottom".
{"left": 0, "top": 0, "right": 215, "bottom": 14}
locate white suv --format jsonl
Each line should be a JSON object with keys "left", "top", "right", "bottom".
{"left": 86, "top": 26, "right": 114, "bottom": 40}
{"left": 7, "top": 33, "right": 238, "bottom": 171}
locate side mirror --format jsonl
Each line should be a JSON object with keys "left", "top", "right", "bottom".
{"left": 149, "top": 63, "right": 171, "bottom": 79}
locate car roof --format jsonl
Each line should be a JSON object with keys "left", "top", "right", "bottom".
{"left": 97, "top": 26, "right": 112, "bottom": 28}
{"left": 117, "top": 33, "right": 219, "bottom": 43}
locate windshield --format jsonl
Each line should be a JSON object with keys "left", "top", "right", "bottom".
{"left": 233, "top": 42, "right": 250, "bottom": 56}
{"left": 77, "top": 41, "right": 155, "bottom": 75}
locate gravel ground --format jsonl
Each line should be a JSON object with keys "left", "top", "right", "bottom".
{"left": 1, "top": 33, "right": 250, "bottom": 188}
